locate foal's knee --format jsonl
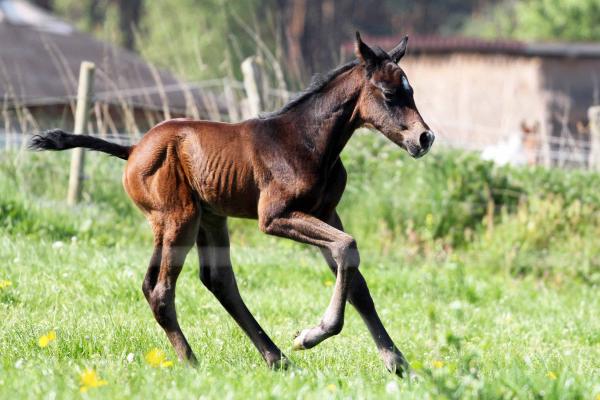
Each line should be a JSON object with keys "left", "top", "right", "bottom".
{"left": 331, "top": 236, "right": 360, "bottom": 269}
{"left": 142, "top": 278, "right": 153, "bottom": 301}
{"left": 148, "top": 285, "right": 176, "bottom": 329}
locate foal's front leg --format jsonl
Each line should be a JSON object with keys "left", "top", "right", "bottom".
{"left": 321, "top": 212, "right": 409, "bottom": 376}
{"left": 260, "top": 210, "right": 359, "bottom": 350}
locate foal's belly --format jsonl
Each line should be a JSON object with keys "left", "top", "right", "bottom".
{"left": 180, "top": 133, "right": 260, "bottom": 219}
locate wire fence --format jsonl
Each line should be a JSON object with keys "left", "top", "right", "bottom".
{"left": 0, "top": 133, "right": 595, "bottom": 171}
{"left": 1, "top": 132, "right": 596, "bottom": 179}
{"left": 1, "top": 74, "right": 599, "bottom": 171}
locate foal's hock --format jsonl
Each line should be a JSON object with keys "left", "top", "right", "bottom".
{"left": 30, "top": 32, "right": 434, "bottom": 376}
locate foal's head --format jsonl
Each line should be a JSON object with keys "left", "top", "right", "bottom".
{"left": 354, "top": 32, "right": 434, "bottom": 158}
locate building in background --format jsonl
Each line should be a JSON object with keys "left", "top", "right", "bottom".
{"left": 344, "top": 35, "right": 600, "bottom": 168}
{"left": 0, "top": 0, "right": 223, "bottom": 137}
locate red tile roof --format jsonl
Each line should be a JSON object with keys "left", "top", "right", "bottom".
{"left": 343, "top": 34, "right": 600, "bottom": 59}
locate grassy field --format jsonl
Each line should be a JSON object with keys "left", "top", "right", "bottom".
{"left": 1, "top": 133, "right": 599, "bottom": 399}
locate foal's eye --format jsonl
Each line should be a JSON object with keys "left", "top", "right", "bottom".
{"left": 381, "top": 88, "right": 401, "bottom": 103}
{"left": 382, "top": 89, "right": 397, "bottom": 102}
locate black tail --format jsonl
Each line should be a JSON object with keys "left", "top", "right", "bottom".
{"left": 29, "top": 129, "right": 132, "bottom": 160}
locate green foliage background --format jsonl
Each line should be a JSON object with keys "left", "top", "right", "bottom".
{"left": 53, "top": 0, "right": 276, "bottom": 80}
{"left": 464, "top": 0, "right": 600, "bottom": 41}
{"left": 50, "top": 0, "right": 600, "bottom": 84}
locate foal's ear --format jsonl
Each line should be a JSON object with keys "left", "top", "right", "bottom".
{"left": 389, "top": 35, "right": 409, "bottom": 63}
{"left": 355, "top": 31, "right": 378, "bottom": 69}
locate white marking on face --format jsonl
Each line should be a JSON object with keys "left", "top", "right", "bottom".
{"left": 401, "top": 76, "right": 410, "bottom": 92}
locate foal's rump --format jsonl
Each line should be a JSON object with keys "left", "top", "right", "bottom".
{"left": 124, "top": 119, "right": 260, "bottom": 219}
{"left": 29, "top": 119, "right": 260, "bottom": 219}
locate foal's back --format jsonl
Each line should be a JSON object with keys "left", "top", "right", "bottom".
{"left": 123, "top": 119, "right": 261, "bottom": 219}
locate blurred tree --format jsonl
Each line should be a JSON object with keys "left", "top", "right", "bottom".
{"left": 51, "top": 0, "right": 520, "bottom": 83}
{"left": 32, "top": 0, "right": 53, "bottom": 10}
{"left": 87, "top": 0, "right": 105, "bottom": 29}
{"left": 384, "top": 0, "right": 496, "bottom": 36}
{"left": 54, "top": 0, "right": 142, "bottom": 51}
{"left": 118, "top": 0, "right": 142, "bottom": 50}
{"left": 464, "top": 0, "right": 600, "bottom": 41}
{"left": 276, "top": 0, "right": 356, "bottom": 80}
{"left": 275, "top": 0, "right": 398, "bottom": 81}
{"left": 273, "top": 0, "right": 498, "bottom": 80}
{"left": 138, "top": 0, "right": 265, "bottom": 80}
{"left": 513, "top": 0, "right": 600, "bottom": 41}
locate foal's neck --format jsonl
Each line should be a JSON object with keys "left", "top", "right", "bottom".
{"left": 277, "top": 67, "right": 363, "bottom": 166}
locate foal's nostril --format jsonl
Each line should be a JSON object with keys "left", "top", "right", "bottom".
{"left": 419, "top": 131, "right": 435, "bottom": 150}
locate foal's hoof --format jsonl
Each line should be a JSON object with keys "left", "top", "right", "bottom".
{"left": 270, "top": 356, "right": 293, "bottom": 371}
{"left": 382, "top": 352, "right": 411, "bottom": 378}
{"left": 292, "top": 329, "right": 310, "bottom": 351}
{"left": 186, "top": 355, "right": 199, "bottom": 368}
{"left": 266, "top": 351, "right": 293, "bottom": 371}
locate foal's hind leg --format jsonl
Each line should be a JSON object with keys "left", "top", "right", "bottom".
{"left": 320, "top": 212, "right": 409, "bottom": 376}
{"left": 259, "top": 206, "right": 359, "bottom": 350}
{"left": 142, "top": 212, "right": 200, "bottom": 364}
{"left": 197, "top": 213, "right": 290, "bottom": 369}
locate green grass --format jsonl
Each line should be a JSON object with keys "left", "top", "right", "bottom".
{"left": 1, "top": 136, "right": 599, "bottom": 399}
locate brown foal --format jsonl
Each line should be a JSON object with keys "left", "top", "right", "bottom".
{"left": 30, "top": 33, "right": 434, "bottom": 376}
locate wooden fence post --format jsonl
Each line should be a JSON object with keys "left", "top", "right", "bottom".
{"left": 223, "top": 78, "right": 240, "bottom": 122}
{"left": 588, "top": 106, "right": 600, "bottom": 170}
{"left": 241, "top": 57, "right": 264, "bottom": 118}
{"left": 67, "top": 61, "right": 95, "bottom": 206}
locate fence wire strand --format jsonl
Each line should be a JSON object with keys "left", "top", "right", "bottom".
{"left": 1, "top": 77, "right": 599, "bottom": 170}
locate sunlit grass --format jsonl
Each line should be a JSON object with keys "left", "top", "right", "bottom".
{"left": 1, "top": 234, "right": 599, "bottom": 399}
{"left": 1, "top": 138, "right": 600, "bottom": 398}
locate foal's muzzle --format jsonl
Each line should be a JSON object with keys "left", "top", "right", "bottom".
{"left": 408, "top": 130, "right": 435, "bottom": 158}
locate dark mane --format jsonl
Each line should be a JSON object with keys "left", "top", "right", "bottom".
{"left": 261, "top": 59, "right": 360, "bottom": 119}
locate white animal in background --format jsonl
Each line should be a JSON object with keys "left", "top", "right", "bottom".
{"left": 481, "top": 134, "right": 527, "bottom": 166}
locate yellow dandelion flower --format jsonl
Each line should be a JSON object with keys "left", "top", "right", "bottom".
{"left": 432, "top": 360, "right": 444, "bottom": 369}
{"left": 595, "top": 393, "right": 600, "bottom": 400}
{"left": 145, "top": 348, "right": 173, "bottom": 368}
{"left": 547, "top": 371, "right": 557, "bottom": 380}
{"left": 0, "top": 280, "right": 12, "bottom": 289}
{"left": 324, "top": 279, "right": 334, "bottom": 287}
{"left": 38, "top": 330, "right": 57, "bottom": 348}
{"left": 326, "top": 383, "right": 337, "bottom": 392}
{"left": 79, "top": 368, "right": 107, "bottom": 393}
